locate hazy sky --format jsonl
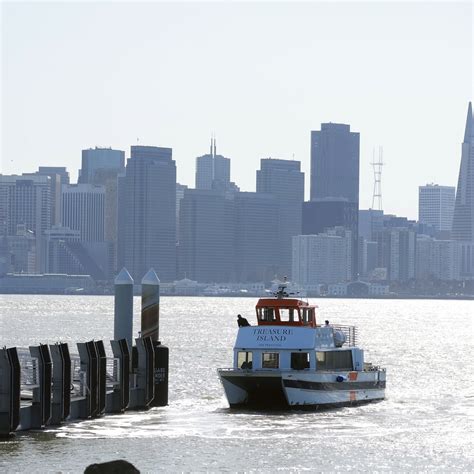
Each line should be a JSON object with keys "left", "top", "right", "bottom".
{"left": 1, "top": 1, "right": 472, "bottom": 219}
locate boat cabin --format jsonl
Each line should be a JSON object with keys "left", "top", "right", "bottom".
{"left": 256, "top": 298, "right": 317, "bottom": 328}
{"left": 234, "top": 289, "right": 362, "bottom": 372}
{"left": 234, "top": 326, "right": 364, "bottom": 373}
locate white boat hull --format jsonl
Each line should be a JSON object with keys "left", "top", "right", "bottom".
{"left": 218, "top": 369, "right": 386, "bottom": 409}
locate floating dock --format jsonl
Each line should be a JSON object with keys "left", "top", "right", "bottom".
{"left": 0, "top": 267, "right": 169, "bottom": 436}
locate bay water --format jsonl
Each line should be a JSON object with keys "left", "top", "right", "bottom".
{"left": 0, "top": 296, "right": 473, "bottom": 472}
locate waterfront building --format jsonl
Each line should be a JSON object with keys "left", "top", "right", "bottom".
{"left": 0, "top": 224, "right": 37, "bottom": 274}
{"left": 292, "top": 228, "right": 352, "bottom": 285}
{"left": 373, "top": 228, "right": 416, "bottom": 282}
{"left": 256, "top": 158, "right": 304, "bottom": 278}
{"left": 327, "top": 281, "right": 389, "bottom": 296}
{"left": 416, "top": 235, "right": 461, "bottom": 281}
{"left": 79, "top": 147, "right": 125, "bottom": 184}
{"left": 61, "top": 184, "right": 105, "bottom": 242}
{"left": 302, "top": 199, "right": 357, "bottom": 277}
{"left": 419, "top": 184, "right": 455, "bottom": 233}
{"left": 118, "top": 145, "right": 177, "bottom": 282}
{"left": 0, "top": 273, "right": 96, "bottom": 294}
{"left": 234, "top": 192, "right": 279, "bottom": 282}
{"left": 0, "top": 174, "right": 51, "bottom": 272}
{"left": 178, "top": 189, "right": 235, "bottom": 282}
{"left": 43, "top": 225, "right": 106, "bottom": 281}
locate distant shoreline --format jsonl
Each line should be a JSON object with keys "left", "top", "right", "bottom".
{"left": 0, "top": 292, "right": 473, "bottom": 301}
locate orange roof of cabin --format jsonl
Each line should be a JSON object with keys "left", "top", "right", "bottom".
{"left": 256, "top": 298, "right": 315, "bottom": 309}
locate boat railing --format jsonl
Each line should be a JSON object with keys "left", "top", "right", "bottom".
{"left": 17, "top": 349, "right": 40, "bottom": 390}
{"left": 106, "top": 357, "right": 121, "bottom": 388}
{"left": 331, "top": 324, "right": 357, "bottom": 347}
{"left": 70, "top": 356, "right": 87, "bottom": 398}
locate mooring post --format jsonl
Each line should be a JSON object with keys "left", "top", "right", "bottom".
{"left": 141, "top": 268, "right": 160, "bottom": 341}
{"left": 114, "top": 267, "right": 134, "bottom": 349}
{"left": 141, "top": 268, "right": 169, "bottom": 407}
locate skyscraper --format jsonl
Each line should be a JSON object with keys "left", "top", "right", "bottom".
{"left": 419, "top": 184, "right": 455, "bottom": 234}
{"left": 256, "top": 158, "right": 304, "bottom": 278}
{"left": 79, "top": 147, "right": 125, "bottom": 275}
{"left": 452, "top": 102, "right": 474, "bottom": 241}
{"left": 308, "top": 123, "right": 360, "bottom": 278}
{"left": 0, "top": 174, "right": 51, "bottom": 272}
{"left": 234, "top": 192, "right": 279, "bottom": 282}
{"left": 79, "top": 147, "right": 125, "bottom": 184}
{"left": 195, "top": 138, "right": 232, "bottom": 191}
{"left": 452, "top": 102, "right": 474, "bottom": 278}
{"left": 35, "top": 166, "right": 70, "bottom": 226}
{"left": 373, "top": 228, "right": 416, "bottom": 282}
{"left": 118, "top": 146, "right": 177, "bottom": 282}
{"left": 61, "top": 184, "right": 105, "bottom": 242}
{"left": 310, "top": 123, "right": 360, "bottom": 203}
{"left": 178, "top": 189, "right": 235, "bottom": 282}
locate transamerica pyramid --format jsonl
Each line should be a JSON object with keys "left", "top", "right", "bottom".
{"left": 452, "top": 102, "right": 474, "bottom": 242}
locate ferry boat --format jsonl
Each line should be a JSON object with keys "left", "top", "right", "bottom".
{"left": 217, "top": 284, "right": 386, "bottom": 409}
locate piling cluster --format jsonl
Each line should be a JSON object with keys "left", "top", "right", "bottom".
{"left": 0, "top": 267, "right": 169, "bottom": 436}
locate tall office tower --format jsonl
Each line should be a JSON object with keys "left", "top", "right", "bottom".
{"left": 195, "top": 138, "right": 232, "bottom": 192}
{"left": 78, "top": 147, "right": 125, "bottom": 275}
{"left": 451, "top": 102, "right": 474, "bottom": 277}
{"left": 234, "top": 192, "right": 279, "bottom": 282}
{"left": 119, "top": 146, "right": 177, "bottom": 282}
{"left": 79, "top": 147, "right": 125, "bottom": 184}
{"left": 176, "top": 183, "right": 188, "bottom": 241}
{"left": 0, "top": 174, "right": 51, "bottom": 272}
{"left": 309, "top": 122, "right": 360, "bottom": 278}
{"left": 256, "top": 158, "right": 304, "bottom": 278}
{"left": 419, "top": 184, "right": 455, "bottom": 233}
{"left": 310, "top": 123, "right": 360, "bottom": 202}
{"left": 61, "top": 184, "right": 105, "bottom": 241}
{"left": 373, "top": 228, "right": 416, "bottom": 282}
{"left": 178, "top": 189, "right": 235, "bottom": 282}
{"left": 292, "top": 228, "right": 352, "bottom": 286}
{"left": 34, "top": 167, "right": 70, "bottom": 226}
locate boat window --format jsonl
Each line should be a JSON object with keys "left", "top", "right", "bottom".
{"left": 316, "top": 351, "right": 353, "bottom": 371}
{"left": 238, "top": 351, "right": 253, "bottom": 369}
{"left": 302, "top": 309, "right": 314, "bottom": 325}
{"left": 262, "top": 352, "right": 279, "bottom": 369}
{"left": 279, "top": 308, "right": 299, "bottom": 322}
{"left": 291, "top": 352, "right": 309, "bottom": 370}
{"left": 258, "top": 308, "right": 276, "bottom": 322}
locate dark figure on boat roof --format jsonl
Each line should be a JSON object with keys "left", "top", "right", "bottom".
{"left": 325, "top": 320, "right": 330, "bottom": 326}
{"left": 237, "top": 314, "right": 250, "bottom": 327}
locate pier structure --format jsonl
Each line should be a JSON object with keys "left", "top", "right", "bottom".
{"left": 0, "top": 267, "right": 169, "bottom": 436}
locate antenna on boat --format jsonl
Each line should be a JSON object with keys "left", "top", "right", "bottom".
{"left": 274, "top": 276, "right": 296, "bottom": 299}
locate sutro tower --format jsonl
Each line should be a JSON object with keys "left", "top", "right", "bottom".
{"left": 371, "top": 146, "right": 384, "bottom": 210}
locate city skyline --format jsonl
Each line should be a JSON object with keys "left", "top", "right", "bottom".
{"left": 2, "top": 2, "right": 472, "bottom": 220}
